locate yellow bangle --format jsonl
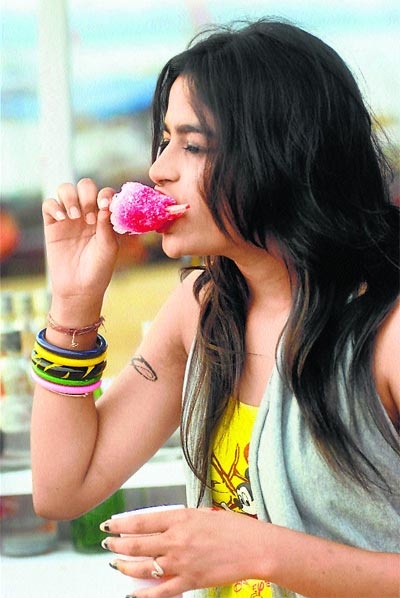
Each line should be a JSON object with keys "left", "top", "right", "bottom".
{"left": 33, "top": 341, "right": 107, "bottom": 367}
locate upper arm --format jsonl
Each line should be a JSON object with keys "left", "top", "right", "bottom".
{"left": 373, "top": 298, "right": 400, "bottom": 428}
{"left": 88, "top": 270, "right": 200, "bottom": 493}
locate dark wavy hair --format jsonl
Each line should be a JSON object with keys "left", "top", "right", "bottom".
{"left": 151, "top": 19, "right": 400, "bottom": 502}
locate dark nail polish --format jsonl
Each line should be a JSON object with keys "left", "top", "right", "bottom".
{"left": 100, "top": 519, "right": 111, "bottom": 532}
{"left": 109, "top": 561, "right": 118, "bottom": 570}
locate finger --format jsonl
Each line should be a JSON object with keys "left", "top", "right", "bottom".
{"left": 42, "top": 197, "right": 68, "bottom": 225}
{"left": 102, "top": 533, "right": 166, "bottom": 560}
{"left": 101, "top": 507, "right": 187, "bottom": 536}
{"left": 56, "top": 182, "right": 82, "bottom": 219}
{"left": 97, "top": 186, "right": 116, "bottom": 211}
{"left": 109, "top": 555, "right": 168, "bottom": 579}
{"left": 76, "top": 178, "right": 101, "bottom": 224}
{"left": 111, "top": 559, "right": 185, "bottom": 598}
{"left": 96, "top": 187, "right": 116, "bottom": 233}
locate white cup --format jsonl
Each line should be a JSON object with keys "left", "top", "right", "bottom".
{"left": 111, "top": 504, "right": 185, "bottom": 594}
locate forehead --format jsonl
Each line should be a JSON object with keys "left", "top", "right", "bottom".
{"left": 164, "top": 77, "right": 197, "bottom": 124}
{"left": 164, "top": 76, "right": 214, "bottom": 133}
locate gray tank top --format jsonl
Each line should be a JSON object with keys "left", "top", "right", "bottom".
{"left": 183, "top": 344, "right": 400, "bottom": 598}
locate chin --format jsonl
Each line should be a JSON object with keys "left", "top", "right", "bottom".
{"left": 161, "top": 236, "right": 187, "bottom": 260}
{"left": 161, "top": 232, "right": 214, "bottom": 260}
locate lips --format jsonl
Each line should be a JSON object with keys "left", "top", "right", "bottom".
{"left": 158, "top": 204, "right": 190, "bottom": 233}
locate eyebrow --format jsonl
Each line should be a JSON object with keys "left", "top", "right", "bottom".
{"left": 163, "top": 122, "right": 214, "bottom": 138}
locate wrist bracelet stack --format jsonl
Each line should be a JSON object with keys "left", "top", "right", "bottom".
{"left": 32, "top": 326, "right": 107, "bottom": 397}
{"left": 47, "top": 313, "right": 105, "bottom": 348}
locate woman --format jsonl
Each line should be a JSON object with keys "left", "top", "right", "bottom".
{"left": 31, "top": 19, "right": 399, "bottom": 598}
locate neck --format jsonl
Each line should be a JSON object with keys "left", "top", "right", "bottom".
{"left": 232, "top": 244, "right": 293, "bottom": 314}
{"left": 232, "top": 246, "right": 292, "bottom": 359}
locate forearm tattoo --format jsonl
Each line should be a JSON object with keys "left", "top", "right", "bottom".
{"left": 130, "top": 355, "right": 158, "bottom": 381}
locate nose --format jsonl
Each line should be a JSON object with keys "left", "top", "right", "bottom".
{"left": 148, "top": 145, "right": 178, "bottom": 186}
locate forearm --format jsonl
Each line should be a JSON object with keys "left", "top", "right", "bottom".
{"left": 261, "top": 523, "right": 400, "bottom": 598}
{"left": 31, "top": 384, "right": 100, "bottom": 520}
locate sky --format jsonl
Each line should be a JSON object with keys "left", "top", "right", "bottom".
{"left": 3, "top": 0, "right": 399, "bottom": 113}
{"left": 2, "top": 0, "right": 399, "bottom": 196}
{"left": 2, "top": 0, "right": 398, "bottom": 8}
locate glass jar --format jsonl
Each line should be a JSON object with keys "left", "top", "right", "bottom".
{"left": 0, "top": 494, "right": 58, "bottom": 556}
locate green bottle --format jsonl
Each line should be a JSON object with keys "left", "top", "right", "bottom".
{"left": 70, "top": 386, "right": 126, "bottom": 552}
{"left": 70, "top": 489, "right": 126, "bottom": 553}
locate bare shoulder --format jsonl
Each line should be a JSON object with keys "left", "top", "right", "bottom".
{"left": 374, "top": 297, "right": 400, "bottom": 425}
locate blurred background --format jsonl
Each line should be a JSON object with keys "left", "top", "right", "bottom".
{"left": 1, "top": 0, "right": 399, "bottom": 278}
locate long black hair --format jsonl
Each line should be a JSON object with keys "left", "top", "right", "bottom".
{"left": 152, "top": 19, "right": 399, "bottom": 502}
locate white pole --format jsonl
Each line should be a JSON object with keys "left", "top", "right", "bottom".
{"left": 37, "top": 0, "right": 74, "bottom": 200}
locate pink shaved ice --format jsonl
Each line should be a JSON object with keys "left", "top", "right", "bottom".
{"left": 109, "top": 182, "right": 187, "bottom": 234}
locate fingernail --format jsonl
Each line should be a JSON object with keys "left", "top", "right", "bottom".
{"left": 99, "top": 197, "right": 110, "bottom": 209}
{"left": 69, "top": 206, "right": 81, "bottom": 219}
{"left": 55, "top": 210, "right": 66, "bottom": 221}
{"left": 109, "top": 560, "right": 119, "bottom": 570}
{"left": 100, "top": 520, "right": 110, "bottom": 532}
{"left": 101, "top": 538, "right": 109, "bottom": 550}
{"left": 85, "top": 211, "right": 96, "bottom": 225}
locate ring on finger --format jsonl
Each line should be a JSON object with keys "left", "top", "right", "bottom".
{"left": 151, "top": 557, "right": 165, "bottom": 579}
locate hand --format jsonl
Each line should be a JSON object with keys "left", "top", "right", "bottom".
{"left": 101, "top": 507, "right": 268, "bottom": 597}
{"left": 101, "top": 506, "right": 400, "bottom": 598}
{"left": 42, "top": 178, "right": 119, "bottom": 306}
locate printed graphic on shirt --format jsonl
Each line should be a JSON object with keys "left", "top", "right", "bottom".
{"left": 211, "top": 442, "right": 257, "bottom": 517}
{"left": 210, "top": 399, "right": 272, "bottom": 598}
{"left": 232, "top": 579, "right": 271, "bottom": 598}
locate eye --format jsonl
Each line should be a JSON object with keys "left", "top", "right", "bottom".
{"left": 183, "top": 144, "right": 202, "bottom": 154}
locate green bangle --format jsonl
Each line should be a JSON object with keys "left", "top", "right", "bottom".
{"left": 32, "top": 350, "right": 107, "bottom": 380}
{"left": 31, "top": 364, "right": 101, "bottom": 386}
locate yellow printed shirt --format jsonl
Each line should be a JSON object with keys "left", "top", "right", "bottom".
{"left": 210, "top": 398, "right": 272, "bottom": 598}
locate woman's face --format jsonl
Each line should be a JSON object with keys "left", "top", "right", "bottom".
{"left": 148, "top": 76, "right": 240, "bottom": 260}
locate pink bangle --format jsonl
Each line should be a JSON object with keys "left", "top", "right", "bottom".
{"left": 31, "top": 370, "right": 102, "bottom": 396}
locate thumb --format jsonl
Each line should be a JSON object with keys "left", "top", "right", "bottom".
{"left": 97, "top": 187, "right": 115, "bottom": 213}
{"left": 96, "top": 207, "right": 120, "bottom": 249}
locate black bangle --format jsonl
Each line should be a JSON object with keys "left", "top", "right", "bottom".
{"left": 36, "top": 329, "right": 108, "bottom": 358}
{"left": 32, "top": 350, "right": 107, "bottom": 380}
